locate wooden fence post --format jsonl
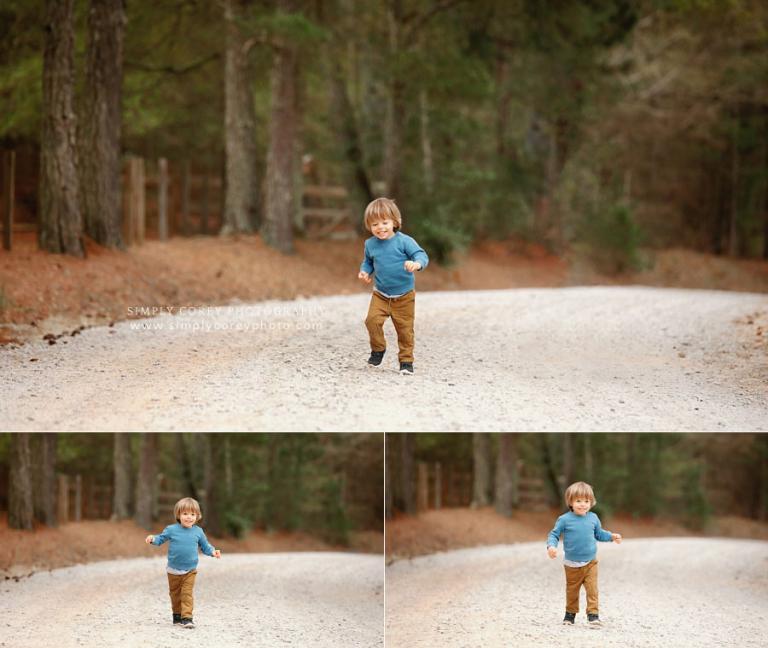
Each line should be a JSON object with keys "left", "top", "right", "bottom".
{"left": 124, "top": 157, "right": 146, "bottom": 246}
{"left": 157, "top": 157, "right": 169, "bottom": 241}
{"left": 417, "top": 462, "right": 429, "bottom": 512}
{"left": 2, "top": 150, "right": 15, "bottom": 251}
{"left": 136, "top": 158, "right": 145, "bottom": 245}
{"left": 74, "top": 474, "right": 82, "bottom": 522}
{"left": 201, "top": 171, "right": 209, "bottom": 235}
{"left": 57, "top": 474, "right": 69, "bottom": 523}
{"left": 181, "top": 159, "right": 190, "bottom": 236}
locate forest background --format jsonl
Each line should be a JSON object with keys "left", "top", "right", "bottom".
{"left": 386, "top": 433, "right": 768, "bottom": 558}
{"left": 1, "top": 432, "right": 384, "bottom": 576}
{"left": 1, "top": 0, "right": 766, "bottom": 284}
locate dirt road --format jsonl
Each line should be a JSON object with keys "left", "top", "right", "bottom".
{"left": 386, "top": 538, "right": 768, "bottom": 648}
{"left": 0, "top": 553, "right": 383, "bottom": 648}
{"left": 1, "top": 287, "right": 765, "bottom": 431}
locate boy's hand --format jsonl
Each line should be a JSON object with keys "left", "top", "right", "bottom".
{"left": 358, "top": 271, "right": 371, "bottom": 284}
{"left": 612, "top": 533, "right": 622, "bottom": 544}
{"left": 213, "top": 549, "right": 222, "bottom": 559}
{"left": 404, "top": 261, "right": 421, "bottom": 273}
{"left": 547, "top": 546, "right": 557, "bottom": 559}
{"left": 145, "top": 535, "right": 154, "bottom": 545}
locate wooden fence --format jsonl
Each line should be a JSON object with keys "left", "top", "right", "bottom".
{"left": 54, "top": 472, "right": 182, "bottom": 524}
{"left": 0, "top": 149, "right": 357, "bottom": 250}
{"left": 413, "top": 462, "right": 550, "bottom": 512}
{"left": 57, "top": 474, "right": 113, "bottom": 522}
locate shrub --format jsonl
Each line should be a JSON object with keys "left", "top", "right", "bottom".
{"left": 576, "top": 202, "right": 644, "bottom": 274}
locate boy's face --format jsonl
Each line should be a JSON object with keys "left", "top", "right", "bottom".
{"left": 571, "top": 496, "right": 592, "bottom": 516}
{"left": 370, "top": 218, "right": 395, "bottom": 240}
{"left": 179, "top": 510, "right": 197, "bottom": 527}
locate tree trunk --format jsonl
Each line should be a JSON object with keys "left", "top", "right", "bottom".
{"left": 134, "top": 434, "right": 158, "bottom": 529}
{"left": 729, "top": 112, "right": 740, "bottom": 257}
{"left": 224, "top": 436, "right": 233, "bottom": 499}
{"left": 419, "top": 89, "right": 434, "bottom": 195}
{"left": 495, "top": 433, "right": 517, "bottom": 517}
{"left": 757, "top": 434, "right": 768, "bottom": 521}
{"left": 329, "top": 60, "right": 373, "bottom": 220}
{"left": 383, "top": 1, "right": 404, "bottom": 198}
{"left": 112, "top": 433, "right": 132, "bottom": 520}
{"left": 399, "top": 433, "right": 416, "bottom": 515}
{"left": 175, "top": 434, "right": 199, "bottom": 500}
{"left": 762, "top": 107, "right": 768, "bottom": 259}
{"left": 583, "top": 433, "right": 593, "bottom": 482}
{"left": 539, "top": 434, "right": 561, "bottom": 506}
{"left": 495, "top": 54, "right": 515, "bottom": 161}
{"left": 9, "top": 434, "right": 34, "bottom": 530}
{"left": 221, "top": 0, "right": 258, "bottom": 235}
{"left": 202, "top": 434, "right": 221, "bottom": 536}
{"left": 79, "top": 0, "right": 125, "bottom": 248}
{"left": 562, "top": 433, "right": 575, "bottom": 487}
{"left": 263, "top": 0, "right": 299, "bottom": 254}
{"left": 624, "top": 433, "right": 637, "bottom": 512}
{"left": 385, "top": 433, "right": 394, "bottom": 519}
{"left": 39, "top": 0, "right": 84, "bottom": 257}
{"left": 33, "top": 434, "right": 58, "bottom": 526}
{"left": 471, "top": 433, "right": 492, "bottom": 508}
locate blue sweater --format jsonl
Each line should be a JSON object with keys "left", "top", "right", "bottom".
{"left": 360, "top": 232, "right": 429, "bottom": 296}
{"left": 547, "top": 511, "right": 613, "bottom": 562}
{"left": 151, "top": 523, "right": 216, "bottom": 572}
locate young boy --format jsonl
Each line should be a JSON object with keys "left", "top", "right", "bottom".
{"left": 357, "top": 197, "right": 429, "bottom": 375}
{"left": 145, "top": 497, "right": 221, "bottom": 629}
{"left": 546, "top": 481, "right": 622, "bottom": 628}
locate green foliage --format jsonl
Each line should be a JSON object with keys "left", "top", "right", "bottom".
{"left": 0, "top": 283, "right": 8, "bottom": 311}
{"left": 317, "top": 478, "right": 351, "bottom": 545}
{"left": 408, "top": 204, "right": 472, "bottom": 266}
{"left": 1, "top": 0, "right": 765, "bottom": 259}
{"left": 575, "top": 202, "right": 644, "bottom": 274}
{"left": 56, "top": 433, "right": 114, "bottom": 476}
{"left": 414, "top": 434, "right": 473, "bottom": 468}
{"left": 223, "top": 509, "right": 252, "bottom": 539}
{"left": 0, "top": 433, "right": 380, "bottom": 544}
{"left": 249, "top": 10, "right": 328, "bottom": 47}
{"left": 681, "top": 463, "right": 711, "bottom": 530}
{"left": 0, "top": 55, "right": 41, "bottom": 139}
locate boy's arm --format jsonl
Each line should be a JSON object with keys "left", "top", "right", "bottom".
{"left": 546, "top": 516, "right": 564, "bottom": 548}
{"left": 592, "top": 514, "right": 615, "bottom": 542}
{"left": 360, "top": 242, "right": 374, "bottom": 275}
{"left": 403, "top": 237, "right": 429, "bottom": 270}
{"left": 197, "top": 529, "right": 219, "bottom": 557}
{"left": 149, "top": 526, "right": 172, "bottom": 546}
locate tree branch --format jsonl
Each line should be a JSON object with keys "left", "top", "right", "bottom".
{"left": 403, "top": 0, "right": 469, "bottom": 42}
{"left": 125, "top": 52, "right": 220, "bottom": 75}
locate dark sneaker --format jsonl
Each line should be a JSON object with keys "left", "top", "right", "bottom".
{"left": 399, "top": 362, "right": 414, "bottom": 375}
{"left": 172, "top": 613, "right": 182, "bottom": 625}
{"left": 588, "top": 614, "right": 602, "bottom": 627}
{"left": 367, "top": 350, "right": 385, "bottom": 366}
{"left": 180, "top": 617, "right": 195, "bottom": 629}
{"left": 562, "top": 612, "right": 576, "bottom": 625}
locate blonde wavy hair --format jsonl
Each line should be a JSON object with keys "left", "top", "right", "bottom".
{"left": 173, "top": 497, "right": 202, "bottom": 523}
{"left": 363, "top": 197, "right": 402, "bottom": 232}
{"left": 564, "top": 481, "right": 597, "bottom": 510}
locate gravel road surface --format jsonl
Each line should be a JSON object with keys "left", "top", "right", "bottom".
{"left": 1, "top": 287, "right": 765, "bottom": 431}
{"left": 0, "top": 553, "right": 383, "bottom": 648}
{"left": 386, "top": 538, "right": 768, "bottom": 648}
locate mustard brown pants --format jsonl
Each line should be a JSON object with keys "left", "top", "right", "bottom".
{"left": 365, "top": 290, "right": 416, "bottom": 363}
{"left": 167, "top": 569, "right": 197, "bottom": 618}
{"left": 564, "top": 560, "right": 599, "bottom": 615}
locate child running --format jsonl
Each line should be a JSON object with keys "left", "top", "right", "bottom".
{"left": 546, "top": 481, "right": 622, "bottom": 627}
{"left": 145, "top": 497, "right": 221, "bottom": 629}
{"left": 358, "top": 197, "right": 429, "bottom": 375}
